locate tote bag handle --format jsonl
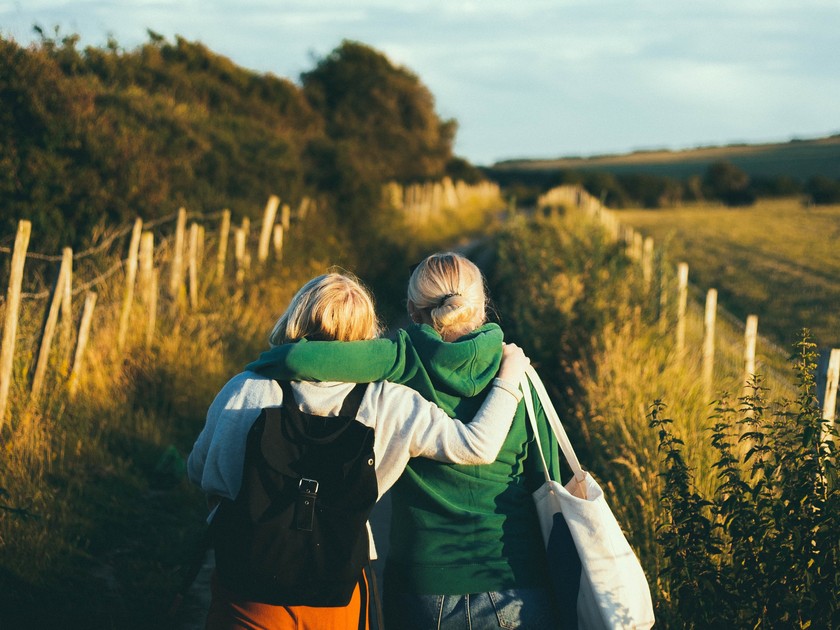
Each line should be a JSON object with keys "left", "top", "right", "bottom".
{"left": 521, "top": 366, "right": 587, "bottom": 488}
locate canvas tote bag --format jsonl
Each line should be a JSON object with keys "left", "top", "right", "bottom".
{"left": 521, "top": 366, "right": 655, "bottom": 629}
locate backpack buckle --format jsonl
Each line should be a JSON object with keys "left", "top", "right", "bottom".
{"left": 299, "top": 478, "right": 319, "bottom": 494}
{"left": 295, "top": 478, "right": 319, "bottom": 531}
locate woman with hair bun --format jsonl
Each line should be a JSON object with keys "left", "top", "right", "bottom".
{"left": 249, "top": 254, "right": 566, "bottom": 629}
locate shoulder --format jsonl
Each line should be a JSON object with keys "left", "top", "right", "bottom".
{"left": 211, "top": 371, "right": 283, "bottom": 411}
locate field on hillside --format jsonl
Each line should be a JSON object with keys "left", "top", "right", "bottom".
{"left": 495, "top": 135, "right": 840, "bottom": 180}
{"left": 616, "top": 199, "right": 840, "bottom": 349}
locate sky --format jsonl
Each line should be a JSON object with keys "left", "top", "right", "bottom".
{"left": 2, "top": 1, "right": 839, "bottom": 166}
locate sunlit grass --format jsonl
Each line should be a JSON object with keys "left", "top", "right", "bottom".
{"left": 617, "top": 199, "right": 840, "bottom": 348}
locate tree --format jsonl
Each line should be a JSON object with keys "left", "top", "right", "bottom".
{"left": 805, "top": 176, "right": 840, "bottom": 205}
{"left": 704, "top": 161, "right": 756, "bottom": 206}
{"left": 301, "top": 40, "right": 455, "bottom": 187}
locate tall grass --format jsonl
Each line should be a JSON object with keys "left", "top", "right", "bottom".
{"left": 0, "top": 182, "right": 503, "bottom": 627}
{"left": 0, "top": 236, "right": 314, "bottom": 628}
{"left": 0, "top": 180, "right": 501, "bottom": 630}
{"left": 487, "top": 207, "right": 838, "bottom": 627}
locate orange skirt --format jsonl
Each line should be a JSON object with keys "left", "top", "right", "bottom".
{"left": 205, "top": 570, "right": 371, "bottom": 630}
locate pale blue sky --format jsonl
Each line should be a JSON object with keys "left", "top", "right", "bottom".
{"left": 2, "top": 1, "right": 838, "bottom": 165}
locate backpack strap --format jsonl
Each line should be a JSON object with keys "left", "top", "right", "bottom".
{"left": 339, "top": 383, "right": 368, "bottom": 418}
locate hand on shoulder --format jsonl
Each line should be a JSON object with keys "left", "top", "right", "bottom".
{"left": 498, "top": 343, "right": 530, "bottom": 382}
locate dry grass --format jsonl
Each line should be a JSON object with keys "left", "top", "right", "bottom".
{"left": 0, "top": 184, "right": 504, "bottom": 627}
{"left": 618, "top": 199, "right": 840, "bottom": 348}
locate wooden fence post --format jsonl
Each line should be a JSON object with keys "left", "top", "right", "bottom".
{"left": 31, "top": 247, "right": 73, "bottom": 403}
{"left": 117, "top": 218, "right": 143, "bottom": 350}
{"left": 0, "top": 220, "right": 31, "bottom": 428}
{"left": 822, "top": 348, "right": 839, "bottom": 442}
{"left": 281, "top": 203, "right": 291, "bottom": 232}
{"left": 146, "top": 271, "right": 158, "bottom": 350}
{"left": 60, "top": 249, "right": 73, "bottom": 365}
{"left": 139, "top": 232, "right": 154, "bottom": 305}
{"left": 258, "top": 195, "right": 280, "bottom": 263}
{"left": 169, "top": 207, "right": 187, "bottom": 299}
{"left": 240, "top": 216, "right": 251, "bottom": 268}
{"left": 217, "top": 209, "right": 231, "bottom": 280}
{"left": 676, "top": 262, "right": 689, "bottom": 355}
{"left": 68, "top": 291, "right": 97, "bottom": 398}
{"left": 198, "top": 225, "right": 205, "bottom": 264}
{"left": 703, "top": 288, "right": 718, "bottom": 399}
{"left": 743, "top": 315, "right": 758, "bottom": 387}
{"left": 658, "top": 261, "right": 668, "bottom": 333}
{"left": 234, "top": 228, "right": 246, "bottom": 285}
{"left": 273, "top": 225, "right": 284, "bottom": 260}
{"left": 188, "top": 223, "right": 200, "bottom": 309}
{"left": 297, "top": 197, "right": 310, "bottom": 221}
{"left": 642, "top": 237, "right": 654, "bottom": 292}
{"left": 632, "top": 231, "right": 643, "bottom": 261}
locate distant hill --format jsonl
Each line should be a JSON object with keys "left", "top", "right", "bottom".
{"left": 493, "top": 135, "right": 840, "bottom": 181}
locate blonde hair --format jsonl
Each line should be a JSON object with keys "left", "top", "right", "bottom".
{"left": 407, "top": 252, "right": 487, "bottom": 340}
{"left": 269, "top": 273, "right": 381, "bottom": 346}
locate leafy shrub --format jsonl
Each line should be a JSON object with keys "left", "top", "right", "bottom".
{"left": 651, "top": 333, "right": 839, "bottom": 628}
{"left": 805, "top": 175, "right": 840, "bottom": 205}
{"left": 704, "top": 161, "right": 756, "bottom": 206}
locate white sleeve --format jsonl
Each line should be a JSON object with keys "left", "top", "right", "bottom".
{"left": 359, "top": 379, "right": 522, "bottom": 496}
{"left": 186, "top": 372, "right": 283, "bottom": 501}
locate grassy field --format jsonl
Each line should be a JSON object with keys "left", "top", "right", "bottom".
{"left": 616, "top": 199, "right": 840, "bottom": 349}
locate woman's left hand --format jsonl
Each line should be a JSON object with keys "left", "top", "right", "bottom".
{"left": 498, "top": 343, "right": 530, "bottom": 382}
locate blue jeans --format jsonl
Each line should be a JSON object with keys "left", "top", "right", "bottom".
{"left": 384, "top": 587, "right": 559, "bottom": 630}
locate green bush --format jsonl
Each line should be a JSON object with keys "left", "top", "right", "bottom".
{"left": 651, "top": 333, "right": 838, "bottom": 628}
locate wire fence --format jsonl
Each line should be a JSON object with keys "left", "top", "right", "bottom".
{"left": 0, "top": 180, "right": 506, "bottom": 433}
{"left": 538, "top": 184, "right": 839, "bottom": 422}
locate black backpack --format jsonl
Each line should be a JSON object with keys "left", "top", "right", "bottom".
{"left": 212, "top": 381, "right": 377, "bottom": 606}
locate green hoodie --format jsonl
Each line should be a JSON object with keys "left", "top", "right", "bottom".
{"left": 247, "top": 323, "right": 561, "bottom": 594}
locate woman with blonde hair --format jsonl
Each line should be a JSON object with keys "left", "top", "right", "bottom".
{"left": 188, "top": 271, "right": 531, "bottom": 630}
{"left": 248, "top": 254, "right": 566, "bottom": 629}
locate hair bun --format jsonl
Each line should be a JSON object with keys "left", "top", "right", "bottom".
{"left": 437, "top": 292, "right": 461, "bottom": 307}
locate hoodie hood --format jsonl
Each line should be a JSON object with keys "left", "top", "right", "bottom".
{"left": 405, "top": 323, "right": 503, "bottom": 398}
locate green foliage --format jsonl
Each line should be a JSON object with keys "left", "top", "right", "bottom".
{"left": 751, "top": 174, "right": 803, "bottom": 198}
{"left": 489, "top": 214, "right": 629, "bottom": 365}
{"left": 445, "top": 156, "right": 484, "bottom": 185}
{"left": 0, "top": 34, "right": 466, "bottom": 255}
{"left": 703, "top": 160, "right": 756, "bottom": 206}
{"left": 298, "top": 39, "right": 458, "bottom": 265}
{"left": 805, "top": 175, "right": 840, "bottom": 204}
{"left": 652, "top": 333, "right": 839, "bottom": 628}
{"left": 487, "top": 158, "right": 819, "bottom": 209}
{"left": 0, "top": 32, "right": 322, "bottom": 251}
{"left": 648, "top": 401, "right": 722, "bottom": 623}
{"left": 302, "top": 40, "right": 455, "bottom": 186}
